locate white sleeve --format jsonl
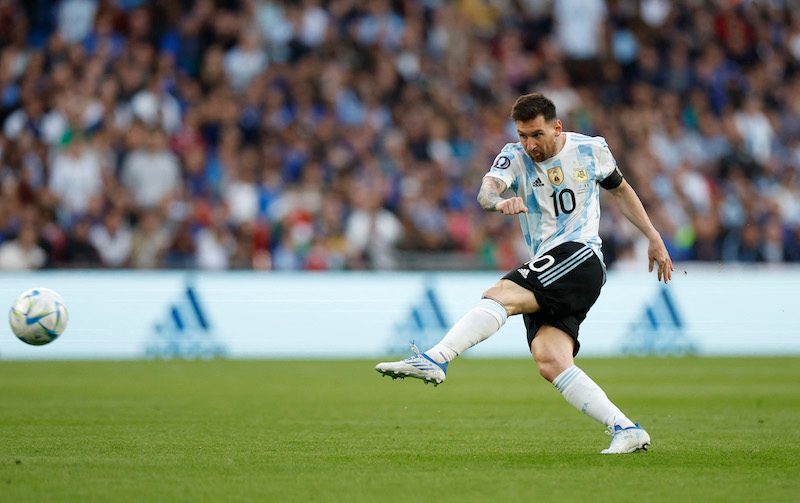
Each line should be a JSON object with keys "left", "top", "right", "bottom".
{"left": 485, "top": 146, "right": 520, "bottom": 189}
{"left": 594, "top": 138, "right": 619, "bottom": 181}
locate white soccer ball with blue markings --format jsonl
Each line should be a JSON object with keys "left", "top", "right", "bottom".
{"left": 9, "top": 288, "right": 69, "bottom": 346}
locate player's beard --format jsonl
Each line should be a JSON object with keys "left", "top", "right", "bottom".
{"left": 528, "top": 150, "right": 544, "bottom": 162}
{"left": 526, "top": 137, "right": 558, "bottom": 162}
{"left": 526, "top": 146, "right": 548, "bottom": 162}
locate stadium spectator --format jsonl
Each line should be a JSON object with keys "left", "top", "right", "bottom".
{"left": 46, "top": 130, "right": 104, "bottom": 225}
{"left": 0, "top": 222, "right": 46, "bottom": 270}
{"left": 89, "top": 208, "right": 133, "bottom": 267}
{"left": 223, "top": 29, "right": 268, "bottom": 93}
{"left": 120, "top": 126, "right": 181, "bottom": 210}
{"left": 61, "top": 217, "right": 102, "bottom": 268}
{"left": 345, "top": 185, "right": 403, "bottom": 270}
{"left": 0, "top": 0, "right": 798, "bottom": 271}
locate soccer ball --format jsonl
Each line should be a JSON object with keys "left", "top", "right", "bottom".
{"left": 9, "top": 287, "right": 69, "bottom": 346}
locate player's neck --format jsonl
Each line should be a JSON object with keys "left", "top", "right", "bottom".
{"left": 554, "top": 132, "right": 567, "bottom": 155}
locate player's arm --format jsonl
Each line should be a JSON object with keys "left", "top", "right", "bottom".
{"left": 607, "top": 178, "right": 673, "bottom": 284}
{"left": 478, "top": 176, "right": 528, "bottom": 215}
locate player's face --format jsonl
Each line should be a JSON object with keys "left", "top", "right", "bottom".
{"left": 516, "top": 116, "right": 563, "bottom": 162}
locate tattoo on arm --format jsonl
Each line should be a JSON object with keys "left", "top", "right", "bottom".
{"left": 478, "top": 177, "right": 506, "bottom": 211}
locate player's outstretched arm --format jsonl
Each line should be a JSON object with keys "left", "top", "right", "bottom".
{"left": 478, "top": 176, "right": 528, "bottom": 215}
{"left": 608, "top": 179, "right": 673, "bottom": 283}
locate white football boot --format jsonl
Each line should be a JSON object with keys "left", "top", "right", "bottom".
{"left": 375, "top": 346, "right": 447, "bottom": 386}
{"left": 601, "top": 424, "right": 651, "bottom": 454}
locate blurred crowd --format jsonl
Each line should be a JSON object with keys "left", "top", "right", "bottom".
{"left": 1, "top": 0, "right": 800, "bottom": 271}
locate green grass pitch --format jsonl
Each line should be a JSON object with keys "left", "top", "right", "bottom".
{"left": 1, "top": 357, "right": 798, "bottom": 502}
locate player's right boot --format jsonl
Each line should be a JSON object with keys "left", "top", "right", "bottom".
{"left": 375, "top": 348, "right": 447, "bottom": 386}
{"left": 601, "top": 424, "right": 651, "bottom": 454}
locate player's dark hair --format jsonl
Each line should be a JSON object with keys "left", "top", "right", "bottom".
{"left": 511, "top": 93, "right": 557, "bottom": 122}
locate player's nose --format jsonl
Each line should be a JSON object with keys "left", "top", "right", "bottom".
{"left": 523, "top": 138, "right": 536, "bottom": 151}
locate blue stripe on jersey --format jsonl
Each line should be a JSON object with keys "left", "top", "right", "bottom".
{"left": 573, "top": 144, "right": 596, "bottom": 239}
{"left": 551, "top": 159, "right": 572, "bottom": 245}
{"left": 585, "top": 145, "right": 599, "bottom": 244}
{"left": 520, "top": 153, "right": 541, "bottom": 252}
{"left": 578, "top": 145, "right": 596, "bottom": 181}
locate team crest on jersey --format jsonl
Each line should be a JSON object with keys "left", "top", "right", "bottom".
{"left": 574, "top": 168, "right": 588, "bottom": 182}
{"left": 547, "top": 166, "right": 564, "bottom": 186}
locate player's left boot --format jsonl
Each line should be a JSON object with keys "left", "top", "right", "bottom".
{"left": 601, "top": 424, "right": 651, "bottom": 454}
{"left": 375, "top": 346, "right": 447, "bottom": 386}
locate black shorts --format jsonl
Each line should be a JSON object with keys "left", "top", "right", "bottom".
{"left": 501, "top": 241, "right": 605, "bottom": 356}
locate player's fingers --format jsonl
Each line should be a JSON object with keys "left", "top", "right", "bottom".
{"left": 648, "top": 256, "right": 654, "bottom": 272}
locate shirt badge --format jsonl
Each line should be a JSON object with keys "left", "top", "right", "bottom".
{"left": 547, "top": 166, "right": 564, "bottom": 186}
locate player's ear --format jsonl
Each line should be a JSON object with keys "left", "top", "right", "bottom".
{"left": 554, "top": 119, "right": 563, "bottom": 136}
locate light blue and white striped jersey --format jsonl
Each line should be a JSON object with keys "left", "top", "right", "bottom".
{"left": 485, "top": 132, "right": 619, "bottom": 262}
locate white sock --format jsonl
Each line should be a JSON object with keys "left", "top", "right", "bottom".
{"left": 552, "top": 365, "right": 635, "bottom": 429}
{"left": 425, "top": 298, "right": 508, "bottom": 364}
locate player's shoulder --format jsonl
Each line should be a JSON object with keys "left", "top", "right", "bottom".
{"left": 491, "top": 143, "right": 527, "bottom": 171}
{"left": 565, "top": 132, "right": 610, "bottom": 149}
{"left": 499, "top": 142, "right": 526, "bottom": 156}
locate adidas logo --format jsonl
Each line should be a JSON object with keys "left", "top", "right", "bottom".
{"left": 389, "top": 284, "right": 450, "bottom": 354}
{"left": 622, "top": 288, "right": 697, "bottom": 356}
{"left": 145, "top": 284, "right": 227, "bottom": 358}
{"left": 532, "top": 177, "right": 544, "bottom": 187}
{"left": 517, "top": 268, "right": 530, "bottom": 279}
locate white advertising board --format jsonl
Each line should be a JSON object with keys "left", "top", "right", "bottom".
{"left": 0, "top": 265, "right": 797, "bottom": 359}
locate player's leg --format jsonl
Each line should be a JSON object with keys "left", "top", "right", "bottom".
{"left": 375, "top": 279, "right": 537, "bottom": 384}
{"left": 531, "top": 326, "right": 650, "bottom": 454}
{"left": 425, "top": 279, "right": 537, "bottom": 363}
{"left": 532, "top": 325, "right": 634, "bottom": 426}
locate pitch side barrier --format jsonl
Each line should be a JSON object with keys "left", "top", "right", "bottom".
{"left": 0, "top": 265, "right": 797, "bottom": 359}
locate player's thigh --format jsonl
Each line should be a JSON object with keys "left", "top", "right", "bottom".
{"left": 483, "top": 279, "right": 540, "bottom": 315}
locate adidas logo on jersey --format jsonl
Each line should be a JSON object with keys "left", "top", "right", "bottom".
{"left": 517, "top": 268, "right": 530, "bottom": 278}
{"left": 532, "top": 177, "right": 544, "bottom": 187}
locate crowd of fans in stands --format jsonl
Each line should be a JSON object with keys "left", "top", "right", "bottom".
{"left": 1, "top": 0, "right": 800, "bottom": 271}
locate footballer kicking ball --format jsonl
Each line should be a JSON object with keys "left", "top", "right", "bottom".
{"left": 9, "top": 287, "right": 69, "bottom": 346}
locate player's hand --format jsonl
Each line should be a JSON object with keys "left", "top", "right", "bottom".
{"left": 495, "top": 197, "right": 528, "bottom": 215}
{"left": 648, "top": 237, "right": 674, "bottom": 284}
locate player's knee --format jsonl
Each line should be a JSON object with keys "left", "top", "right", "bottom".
{"left": 535, "top": 357, "right": 564, "bottom": 382}
{"left": 481, "top": 281, "right": 530, "bottom": 316}
{"left": 481, "top": 285, "right": 502, "bottom": 302}
{"left": 531, "top": 342, "right": 572, "bottom": 382}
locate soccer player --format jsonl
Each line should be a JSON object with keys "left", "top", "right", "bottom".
{"left": 376, "top": 93, "right": 673, "bottom": 454}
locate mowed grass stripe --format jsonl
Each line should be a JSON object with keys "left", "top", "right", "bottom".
{"left": 0, "top": 358, "right": 798, "bottom": 502}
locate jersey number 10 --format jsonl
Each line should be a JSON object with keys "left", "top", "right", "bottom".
{"left": 550, "top": 189, "right": 576, "bottom": 216}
